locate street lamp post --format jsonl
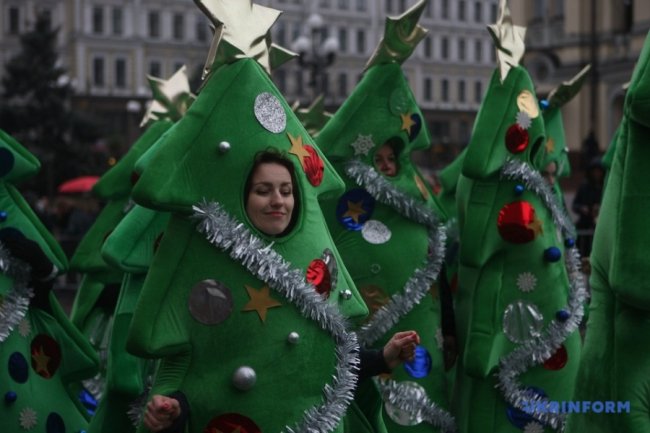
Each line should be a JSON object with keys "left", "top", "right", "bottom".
{"left": 291, "top": 13, "right": 339, "bottom": 102}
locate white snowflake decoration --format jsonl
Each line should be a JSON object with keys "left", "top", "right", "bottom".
{"left": 516, "top": 272, "right": 537, "bottom": 293}
{"left": 435, "top": 327, "right": 444, "bottom": 350}
{"left": 523, "top": 421, "right": 544, "bottom": 433}
{"left": 350, "top": 134, "right": 375, "bottom": 156}
{"left": 516, "top": 111, "right": 532, "bottom": 129}
{"left": 18, "top": 318, "right": 31, "bottom": 337}
{"left": 19, "top": 407, "right": 38, "bottom": 430}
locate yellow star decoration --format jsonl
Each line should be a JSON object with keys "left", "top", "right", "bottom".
{"left": 400, "top": 112, "right": 416, "bottom": 135}
{"left": 487, "top": 0, "right": 526, "bottom": 83}
{"left": 242, "top": 285, "right": 282, "bottom": 323}
{"left": 526, "top": 216, "right": 544, "bottom": 237}
{"left": 195, "top": 0, "right": 294, "bottom": 79}
{"left": 545, "top": 137, "right": 556, "bottom": 154}
{"left": 32, "top": 346, "right": 51, "bottom": 377}
{"left": 142, "top": 66, "right": 196, "bottom": 127}
{"left": 365, "top": 0, "right": 428, "bottom": 70}
{"left": 343, "top": 201, "right": 366, "bottom": 223}
{"left": 287, "top": 133, "right": 310, "bottom": 167}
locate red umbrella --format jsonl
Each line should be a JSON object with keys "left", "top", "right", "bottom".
{"left": 57, "top": 176, "right": 100, "bottom": 194}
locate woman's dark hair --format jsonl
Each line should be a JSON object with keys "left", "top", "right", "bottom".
{"left": 244, "top": 149, "right": 300, "bottom": 236}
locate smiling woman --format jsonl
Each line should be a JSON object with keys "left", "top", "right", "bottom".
{"left": 244, "top": 150, "right": 300, "bottom": 237}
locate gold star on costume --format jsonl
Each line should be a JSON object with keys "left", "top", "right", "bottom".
{"left": 487, "top": 0, "right": 526, "bottom": 83}
{"left": 195, "top": 0, "right": 296, "bottom": 80}
{"left": 400, "top": 112, "right": 416, "bottom": 135}
{"left": 526, "top": 216, "right": 543, "bottom": 237}
{"left": 547, "top": 64, "right": 591, "bottom": 110}
{"left": 545, "top": 137, "right": 556, "bottom": 154}
{"left": 242, "top": 285, "right": 282, "bottom": 323}
{"left": 365, "top": 0, "right": 428, "bottom": 70}
{"left": 343, "top": 201, "right": 366, "bottom": 223}
{"left": 295, "top": 95, "right": 333, "bottom": 136}
{"left": 287, "top": 133, "right": 310, "bottom": 166}
{"left": 141, "top": 66, "right": 196, "bottom": 127}
{"left": 32, "top": 346, "right": 51, "bottom": 377}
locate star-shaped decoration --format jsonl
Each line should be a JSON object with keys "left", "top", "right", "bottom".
{"left": 545, "top": 137, "right": 556, "bottom": 154}
{"left": 516, "top": 272, "right": 538, "bottom": 293}
{"left": 365, "top": 0, "right": 428, "bottom": 70}
{"left": 547, "top": 64, "right": 591, "bottom": 110}
{"left": 195, "top": 0, "right": 288, "bottom": 79}
{"left": 32, "top": 346, "right": 51, "bottom": 378}
{"left": 18, "top": 318, "right": 31, "bottom": 337}
{"left": 287, "top": 133, "right": 310, "bottom": 167}
{"left": 516, "top": 111, "right": 532, "bottom": 129}
{"left": 19, "top": 407, "right": 38, "bottom": 430}
{"left": 350, "top": 134, "right": 376, "bottom": 156}
{"left": 343, "top": 200, "right": 366, "bottom": 223}
{"left": 400, "top": 112, "right": 416, "bottom": 135}
{"left": 526, "top": 216, "right": 543, "bottom": 237}
{"left": 487, "top": 0, "right": 526, "bottom": 83}
{"left": 241, "top": 285, "right": 282, "bottom": 323}
{"left": 523, "top": 421, "right": 544, "bottom": 433}
{"left": 295, "top": 95, "right": 333, "bottom": 136}
{"left": 142, "top": 66, "right": 196, "bottom": 127}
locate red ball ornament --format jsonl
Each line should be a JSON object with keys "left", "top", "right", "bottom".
{"left": 543, "top": 344, "right": 568, "bottom": 370}
{"left": 30, "top": 334, "right": 62, "bottom": 379}
{"left": 505, "top": 124, "right": 530, "bottom": 154}
{"left": 204, "top": 413, "right": 261, "bottom": 433}
{"left": 303, "top": 145, "right": 324, "bottom": 187}
{"left": 306, "top": 258, "right": 331, "bottom": 297}
{"left": 497, "top": 201, "right": 539, "bottom": 244}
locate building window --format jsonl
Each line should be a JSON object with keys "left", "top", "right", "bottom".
{"left": 441, "top": 0, "right": 449, "bottom": 19}
{"left": 149, "top": 61, "right": 162, "bottom": 77}
{"left": 458, "top": 80, "right": 466, "bottom": 102}
{"left": 491, "top": 46, "right": 497, "bottom": 63}
{"left": 295, "top": 70, "right": 304, "bottom": 95}
{"left": 491, "top": 3, "right": 498, "bottom": 22}
{"left": 112, "top": 7, "right": 123, "bottom": 35}
{"left": 274, "top": 70, "right": 286, "bottom": 93}
{"left": 115, "top": 58, "right": 127, "bottom": 88}
{"left": 458, "top": 38, "right": 466, "bottom": 61}
{"left": 93, "top": 57, "right": 105, "bottom": 87}
{"left": 458, "top": 1, "right": 466, "bottom": 21}
{"left": 275, "top": 22, "right": 286, "bottom": 46}
{"left": 555, "top": 0, "right": 565, "bottom": 16}
{"left": 386, "top": 0, "right": 393, "bottom": 14}
{"left": 425, "top": 1, "right": 433, "bottom": 17}
{"left": 148, "top": 11, "right": 160, "bottom": 38}
{"left": 399, "top": 0, "right": 407, "bottom": 11}
{"left": 356, "top": 0, "right": 367, "bottom": 12}
{"left": 424, "top": 77, "right": 433, "bottom": 101}
{"left": 475, "top": 39, "right": 483, "bottom": 63}
{"left": 423, "top": 36, "right": 432, "bottom": 58}
{"left": 338, "top": 0, "right": 348, "bottom": 9}
{"left": 173, "top": 13, "right": 185, "bottom": 40}
{"left": 196, "top": 15, "right": 207, "bottom": 42}
{"left": 92, "top": 6, "right": 104, "bottom": 34}
{"left": 357, "top": 29, "right": 366, "bottom": 54}
{"left": 338, "top": 72, "right": 347, "bottom": 97}
{"left": 339, "top": 28, "right": 348, "bottom": 53}
{"left": 7, "top": 6, "right": 20, "bottom": 34}
{"left": 475, "top": 80, "right": 483, "bottom": 103}
{"left": 38, "top": 8, "right": 52, "bottom": 28}
{"left": 459, "top": 120, "right": 470, "bottom": 144}
{"left": 475, "top": 2, "right": 483, "bottom": 22}
{"left": 173, "top": 61, "right": 184, "bottom": 73}
{"left": 441, "top": 79, "right": 449, "bottom": 102}
{"left": 441, "top": 37, "right": 449, "bottom": 60}
{"left": 534, "top": 0, "right": 546, "bottom": 19}
{"left": 319, "top": 0, "right": 331, "bottom": 8}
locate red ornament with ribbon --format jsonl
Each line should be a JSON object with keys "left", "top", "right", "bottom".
{"left": 497, "top": 201, "right": 541, "bottom": 244}
{"left": 306, "top": 258, "right": 331, "bottom": 297}
{"left": 505, "top": 124, "right": 530, "bottom": 154}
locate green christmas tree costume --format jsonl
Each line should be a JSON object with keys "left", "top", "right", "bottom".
{"left": 126, "top": 2, "right": 371, "bottom": 432}
{"left": 453, "top": 3, "right": 585, "bottom": 432}
{"left": 317, "top": 2, "right": 454, "bottom": 431}
{"left": 0, "top": 129, "right": 99, "bottom": 433}
{"left": 565, "top": 30, "right": 650, "bottom": 433}
{"left": 82, "top": 67, "right": 193, "bottom": 433}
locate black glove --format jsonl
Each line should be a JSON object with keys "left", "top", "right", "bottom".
{"left": 0, "top": 234, "right": 55, "bottom": 280}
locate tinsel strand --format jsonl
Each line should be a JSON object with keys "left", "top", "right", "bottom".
{"left": 193, "top": 201, "right": 359, "bottom": 433}
{"left": 0, "top": 241, "right": 34, "bottom": 342}
{"left": 344, "top": 160, "right": 455, "bottom": 430}
{"left": 496, "top": 161, "right": 588, "bottom": 431}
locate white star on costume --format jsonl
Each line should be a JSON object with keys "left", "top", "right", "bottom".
{"left": 523, "top": 421, "right": 544, "bottom": 433}
{"left": 350, "top": 134, "right": 375, "bottom": 156}
{"left": 18, "top": 318, "right": 31, "bottom": 337}
{"left": 516, "top": 111, "right": 532, "bottom": 129}
{"left": 19, "top": 407, "right": 38, "bottom": 430}
{"left": 516, "top": 272, "right": 537, "bottom": 293}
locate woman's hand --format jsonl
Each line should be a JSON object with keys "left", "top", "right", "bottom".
{"left": 383, "top": 330, "right": 420, "bottom": 370}
{"left": 143, "top": 395, "right": 181, "bottom": 432}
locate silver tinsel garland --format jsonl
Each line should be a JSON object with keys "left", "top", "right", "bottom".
{"left": 193, "top": 201, "right": 360, "bottom": 433}
{"left": 0, "top": 241, "right": 34, "bottom": 342}
{"left": 345, "top": 160, "right": 455, "bottom": 430}
{"left": 377, "top": 379, "right": 457, "bottom": 433}
{"left": 496, "top": 160, "right": 588, "bottom": 431}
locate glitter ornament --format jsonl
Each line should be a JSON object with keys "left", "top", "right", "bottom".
{"left": 253, "top": 92, "right": 286, "bottom": 134}
{"left": 361, "top": 220, "right": 392, "bottom": 244}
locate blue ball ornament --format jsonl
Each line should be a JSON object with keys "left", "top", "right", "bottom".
{"left": 544, "top": 246, "right": 562, "bottom": 262}
{"left": 514, "top": 184, "right": 525, "bottom": 196}
{"left": 4, "top": 391, "right": 17, "bottom": 403}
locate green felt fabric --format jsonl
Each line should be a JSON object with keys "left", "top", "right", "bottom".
{"left": 128, "top": 58, "right": 369, "bottom": 433}
{"left": 566, "top": 30, "right": 650, "bottom": 433}
{"left": 317, "top": 60, "right": 449, "bottom": 432}
{"left": 454, "top": 66, "right": 580, "bottom": 433}
{"left": 0, "top": 131, "right": 98, "bottom": 433}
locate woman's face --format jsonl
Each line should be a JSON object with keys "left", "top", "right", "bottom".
{"left": 246, "top": 162, "right": 295, "bottom": 236}
{"left": 541, "top": 161, "right": 557, "bottom": 186}
{"left": 374, "top": 144, "right": 398, "bottom": 177}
